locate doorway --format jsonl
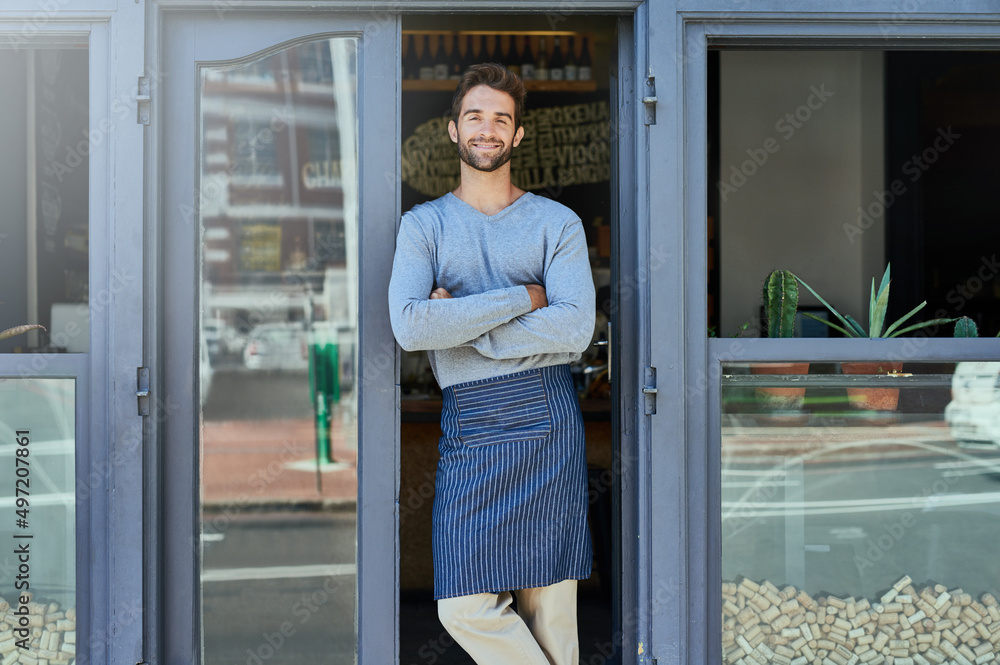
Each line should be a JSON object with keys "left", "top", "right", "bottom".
{"left": 397, "top": 14, "right": 621, "bottom": 664}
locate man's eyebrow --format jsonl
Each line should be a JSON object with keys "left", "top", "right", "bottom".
{"left": 462, "top": 108, "right": 513, "bottom": 119}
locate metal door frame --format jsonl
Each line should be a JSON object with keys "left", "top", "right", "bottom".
{"left": 147, "top": 1, "right": 644, "bottom": 663}
{"left": 150, "top": 8, "right": 400, "bottom": 663}
{"left": 646, "top": 4, "right": 1000, "bottom": 665}
{"left": 0, "top": 3, "right": 146, "bottom": 664}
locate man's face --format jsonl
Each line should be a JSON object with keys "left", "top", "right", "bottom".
{"left": 448, "top": 85, "right": 524, "bottom": 173}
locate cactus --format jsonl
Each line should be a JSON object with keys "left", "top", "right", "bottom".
{"left": 954, "top": 316, "right": 978, "bottom": 337}
{"left": 762, "top": 269, "right": 798, "bottom": 338}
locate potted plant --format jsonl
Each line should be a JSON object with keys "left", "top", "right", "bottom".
{"left": 792, "top": 264, "right": 955, "bottom": 412}
{"left": 752, "top": 269, "right": 809, "bottom": 412}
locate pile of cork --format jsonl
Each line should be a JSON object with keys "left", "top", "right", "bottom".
{"left": 723, "top": 575, "right": 1000, "bottom": 665}
{"left": 0, "top": 595, "right": 76, "bottom": 665}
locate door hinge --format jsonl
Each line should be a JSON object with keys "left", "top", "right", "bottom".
{"left": 137, "top": 367, "right": 150, "bottom": 416}
{"left": 642, "top": 75, "right": 657, "bottom": 125}
{"left": 643, "top": 366, "right": 657, "bottom": 415}
{"left": 136, "top": 76, "right": 151, "bottom": 125}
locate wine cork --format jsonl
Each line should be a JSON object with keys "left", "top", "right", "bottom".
{"left": 762, "top": 606, "right": 782, "bottom": 623}
{"left": 782, "top": 600, "right": 802, "bottom": 614}
{"left": 923, "top": 648, "right": 945, "bottom": 664}
{"left": 798, "top": 592, "right": 819, "bottom": 612}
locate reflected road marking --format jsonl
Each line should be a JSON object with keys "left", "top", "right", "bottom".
{"left": 202, "top": 563, "right": 357, "bottom": 582}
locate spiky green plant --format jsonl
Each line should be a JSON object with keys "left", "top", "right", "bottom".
{"left": 792, "top": 264, "right": 955, "bottom": 338}
{"left": 954, "top": 317, "right": 978, "bottom": 338}
{"left": 762, "top": 269, "right": 799, "bottom": 338}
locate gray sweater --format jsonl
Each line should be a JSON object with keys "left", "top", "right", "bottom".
{"left": 388, "top": 192, "right": 596, "bottom": 389}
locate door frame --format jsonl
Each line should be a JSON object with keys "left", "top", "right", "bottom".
{"left": 147, "top": 1, "right": 644, "bottom": 663}
{"left": 150, "top": 9, "right": 399, "bottom": 663}
{"left": 646, "top": 4, "right": 1000, "bottom": 665}
{"left": 0, "top": 3, "right": 146, "bottom": 664}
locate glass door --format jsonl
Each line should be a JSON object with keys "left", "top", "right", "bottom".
{"left": 158, "top": 12, "right": 398, "bottom": 664}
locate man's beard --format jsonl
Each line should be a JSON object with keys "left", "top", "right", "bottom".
{"left": 456, "top": 136, "right": 513, "bottom": 173}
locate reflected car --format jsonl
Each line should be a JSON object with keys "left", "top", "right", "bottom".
{"left": 944, "top": 361, "right": 1000, "bottom": 448}
{"left": 242, "top": 323, "right": 309, "bottom": 370}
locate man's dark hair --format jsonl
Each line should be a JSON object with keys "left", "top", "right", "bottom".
{"left": 450, "top": 63, "right": 527, "bottom": 129}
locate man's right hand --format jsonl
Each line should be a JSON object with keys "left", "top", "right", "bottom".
{"left": 524, "top": 284, "right": 548, "bottom": 311}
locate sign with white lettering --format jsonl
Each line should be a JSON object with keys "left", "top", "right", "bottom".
{"left": 402, "top": 99, "right": 611, "bottom": 198}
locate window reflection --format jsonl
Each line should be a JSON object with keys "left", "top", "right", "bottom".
{"left": 721, "top": 362, "right": 1000, "bottom": 665}
{"left": 199, "top": 37, "right": 359, "bottom": 664}
{"left": 0, "top": 49, "right": 89, "bottom": 353}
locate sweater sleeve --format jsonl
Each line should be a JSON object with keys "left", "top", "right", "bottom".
{"left": 466, "top": 217, "right": 595, "bottom": 360}
{"left": 388, "top": 213, "right": 533, "bottom": 352}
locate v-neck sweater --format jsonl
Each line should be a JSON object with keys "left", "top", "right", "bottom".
{"left": 388, "top": 191, "right": 596, "bottom": 389}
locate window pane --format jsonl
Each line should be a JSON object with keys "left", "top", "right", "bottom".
{"left": 0, "top": 49, "right": 89, "bottom": 353}
{"left": 721, "top": 362, "right": 1000, "bottom": 665}
{"left": 199, "top": 37, "right": 359, "bottom": 664}
{"left": 0, "top": 378, "right": 76, "bottom": 659}
{"left": 711, "top": 50, "right": 1000, "bottom": 340}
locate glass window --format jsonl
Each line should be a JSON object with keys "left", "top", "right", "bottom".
{"left": 0, "top": 378, "right": 76, "bottom": 660}
{"left": 721, "top": 361, "right": 1000, "bottom": 665}
{"left": 0, "top": 49, "right": 89, "bottom": 353}
{"left": 710, "top": 50, "right": 1000, "bottom": 340}
{"left": 199, "top": 37, "right": 359, "bottom": 663}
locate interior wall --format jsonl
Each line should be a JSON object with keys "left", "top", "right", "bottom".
{"left": 718, "top": 50, "right": 885, "bottom": 337}
{"left": 0, "top": 51, "right": 28, "bottom": 352}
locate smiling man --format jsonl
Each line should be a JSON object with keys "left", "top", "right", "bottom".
{"left": 388, "top": 63, "right": 596, "bottom": 665}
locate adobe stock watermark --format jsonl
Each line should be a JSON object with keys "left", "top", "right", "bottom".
{"left": 843, "top": 125, "right": 961, "bottom": 244}
{"left": 877, "top": 0, "right": 931, "bottom": 36}
{"left": 717, "top": 84, "right": 836, "bottom": 202}
{"left": 944, "top": 254, "right": 1000, "bottom": 312}
{"left": 853, "top": 469, "right": 962, "bottom": 574}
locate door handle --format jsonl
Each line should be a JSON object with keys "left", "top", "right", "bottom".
{"left": 592, "top": 321, "right": 612, "bottom": 383}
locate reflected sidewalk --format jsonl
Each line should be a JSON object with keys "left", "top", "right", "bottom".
{"left": 201, "top": 415, "right": 357, "bottom": 507}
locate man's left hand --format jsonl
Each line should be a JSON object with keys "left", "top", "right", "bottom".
{"left": 430, "top": 288, "right": 452, "bottom": 299}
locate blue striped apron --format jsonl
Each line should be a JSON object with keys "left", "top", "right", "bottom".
{"left": 432, "top": 364, "right": 593, "bottom": 600}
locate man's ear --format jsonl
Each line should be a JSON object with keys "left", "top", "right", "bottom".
{"left": 448, "top": 119, "right": 458, "bottom": 143}
{"left": 512, "top": 125, "right": 525, "bottom": 148}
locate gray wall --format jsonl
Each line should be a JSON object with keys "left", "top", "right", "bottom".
{"left": 718, "top": 50, "right": 885, "bottom": 337}
{"left": 0, "top": 51, "right": 28, "bottom": 353}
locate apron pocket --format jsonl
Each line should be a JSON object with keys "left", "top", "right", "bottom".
{"left": 453, "top": 372, "right": 552, "bottom": 447}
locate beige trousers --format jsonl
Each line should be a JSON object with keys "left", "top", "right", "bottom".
{"left": 437, "top": 579, "right": 579, "bottom": 665}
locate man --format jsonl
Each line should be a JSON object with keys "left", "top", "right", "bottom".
{"left": 388, "top": 63, "right": 595, "bottom": 665}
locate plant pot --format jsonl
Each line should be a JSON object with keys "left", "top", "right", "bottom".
{"left": 840, "top": 362, "right": 904, "bottom": 412}
{"left": 750, "top": 362, "right": 810, "bottom": 412}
